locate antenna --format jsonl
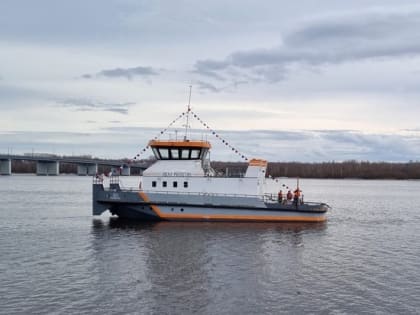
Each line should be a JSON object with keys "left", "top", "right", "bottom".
{"left": 184, "top": 85, "right": 192, "bottom": 140}
{"left": 188, "top": 84, "right": 192, "bottom": 109}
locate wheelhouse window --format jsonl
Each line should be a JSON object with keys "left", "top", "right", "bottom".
{"left": 181, "top": 149, "right": 190, "bottom": 159}
{"left": 151, "top": 146, "right": 207, "bottom": 160}
{"left": 158, "top": 148, "right": 169, "bottom": 159}
{"left": 163, "top": 181, "right": 167, "bottom": 187}
{"left": 171, "top": 149, "right": 179, "bottom": 159}
{"left": 152, "top": 181, "right": 157, "bottom": 188}
{"left": 190, "top": 149, "right": 200, "bottom": 159}
{"left": 173, "top": 181, "right": 178, "bottom": 188}
{"left": 184, "top": 181, "right": 188, "bottom": 188}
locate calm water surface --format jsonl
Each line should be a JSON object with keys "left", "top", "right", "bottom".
{"left": 1, "top": 175, "right": 420, "bottom": 314}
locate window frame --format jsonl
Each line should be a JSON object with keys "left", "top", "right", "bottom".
{"left": 190, "top": 149, "right": 201, "bottom": 159}
{"left": 151, "top": 146, "right": 207, "bottom": 160}
{"left": 180, "top": 149, "right": 190, "bottom": 160}
{"left": 152, "top": 148, "right": 160, "bottom": 159}
{"left": 170, "top": 148, "right": 179, "bottom": 159}
{"left": 158, "top": 148, "right": 170, "bottom": 159}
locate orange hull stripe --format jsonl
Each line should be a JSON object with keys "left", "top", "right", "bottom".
{"left": 139, "top": 191, "right": 164, "bottom": 218}
{"left": 160, "top": 214, "right": 325, "bottom": 222}
{"left": 138, "top": 192, "right": 326, "bottom": 222}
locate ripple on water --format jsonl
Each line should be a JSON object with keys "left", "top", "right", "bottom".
{"left": 1, "top": 177, "right": 420, "bottom": 314}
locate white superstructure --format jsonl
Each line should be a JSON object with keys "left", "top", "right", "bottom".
{"left": 140, "top": 139, "right": 282, "bottom": 198}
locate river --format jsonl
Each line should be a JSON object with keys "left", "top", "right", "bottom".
{"left": 1, "top": 176, "right": 419, "bottom": 314}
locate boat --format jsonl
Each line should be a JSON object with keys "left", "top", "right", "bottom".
{"left": 92, "top": 106, "right": 330, "bottom": 222}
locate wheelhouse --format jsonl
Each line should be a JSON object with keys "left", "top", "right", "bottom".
{"left": 148, "top": 140, "right": 211, "bottom": 160}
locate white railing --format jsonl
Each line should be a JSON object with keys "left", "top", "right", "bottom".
{"left": 95, "top": 175, "right": 327, "bottom": 206}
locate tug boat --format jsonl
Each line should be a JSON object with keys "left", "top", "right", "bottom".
{"left": 92, "top": 132, "right": 330, "bottom": 222}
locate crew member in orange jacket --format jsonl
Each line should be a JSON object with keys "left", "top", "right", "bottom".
{"left": 293, "top": 188, "right": 301, "bottom": 206}
{"left": 278, "top": 190, "right": 283, "bottom": 203}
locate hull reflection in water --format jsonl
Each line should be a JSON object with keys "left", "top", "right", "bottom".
{"left": 97, "top": 217, "right": 327, "bottom": 232}
{"left": 89, "top": 216, "right": 328, "bottom": 313}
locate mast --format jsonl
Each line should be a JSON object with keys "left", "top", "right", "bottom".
{"left": 184, "top": 85, "right": 192, "bottom": 140}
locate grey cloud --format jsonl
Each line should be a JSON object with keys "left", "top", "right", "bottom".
{"left": 203, "top": 129, "right": 420, "bottom": 162}
{"left": 316, "top": 130, "right": 369, "bottom": 145}
{"left": 195, "top": 60, "right": 230, "bottom": 72}
{"left": 2, "top": 128, "right": 420, "bottom": 162}
{"left": 0, "top": 130, "right": 138, "bottom": 159}
{"left": 98, "top": 66, "right": 158, "bottom": 79}
{"left": 195, "top": 81, "right": 222, "bottom": 93}
{"left": 252, "top": 65, "right": 287, "bottom": 83}
{"left": 82, "top": 66, "right": 159, "bottom": 80}
{"left": 198, "top": 109, "right": 288, "bottom": 121}
{"left": 255, "top": 130, "right": 312, "bottom": 141}
{"left": 103, "top": 126, "right": 158, "bottom": 132}
{"left": 192, "top": 69, "right": 226, "bottom": 81}
{"left": 285, "top": 10, "right": 420, "bottom": 46}
{"left": 194, "top": 8, "right": 420, "bottom": 85}
{"left": 0, "top": 84, "right": 46, "bottom": 104}
{"left": 194, "top": 78, "right": 250, "bottom": 94}
{"left": 59, "top": 98, "right": 135, "bottom": 115}
{"left": 311, "top": 130, "right": 418, "bottom": 161}
{"left": 97, "top": 126, "right": 420, "bottom": 162}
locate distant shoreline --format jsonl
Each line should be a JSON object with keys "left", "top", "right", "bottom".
{"left": 3, "top": 174, "right": 420, "bottom": 181}
{"left": 7, "top": 160, "right": 420, "bottom": 180}
{"left": 212, "top": 161, "right": 420, "bottom": 180}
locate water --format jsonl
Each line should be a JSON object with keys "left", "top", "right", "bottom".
{"left": 1, "top": 175, "right": 420, "bottom": 314}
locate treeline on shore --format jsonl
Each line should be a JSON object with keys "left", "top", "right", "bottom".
{"left": 212, "top": 160, "right": 420, "bottom": 179}
{"left": 8, "top": 159, "right": 420, "bottom": 179}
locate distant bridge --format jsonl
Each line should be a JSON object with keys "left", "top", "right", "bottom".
{"left": 0, "top": 154, "right": 148, "bottom": 176}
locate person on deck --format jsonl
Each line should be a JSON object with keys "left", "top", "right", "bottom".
{"left": 286, "top": 190, "right": 293, "bottom": 202}
{"left": 293, "top": 188, "right": 301, "bottom": 206}
{"left": 278, "top": 190, "right": 283, "bottom": 203}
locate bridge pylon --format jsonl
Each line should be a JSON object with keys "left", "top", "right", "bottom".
{"left": 0, "top": 159, "right": 11, "bottom": 175}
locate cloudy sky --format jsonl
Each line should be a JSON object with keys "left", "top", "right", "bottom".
{"left": 1, "top": 0, "right": 420, "bottom": 162}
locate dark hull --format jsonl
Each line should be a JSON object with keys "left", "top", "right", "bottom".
{"left": 93, "top": 183, "right": 329, "bottom": 222}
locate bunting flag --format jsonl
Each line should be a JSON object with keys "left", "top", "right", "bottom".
{"left": 129, "top": 108, "right": 250, "bottom": 163}
{"left": 125, "top": 107, "right": 294, "bottom": 189}
{"left": 129, "top": 111, "right": 187, "bottom": 163}
{"left": 189, "top": 110, "right": 248, "bottom": 161}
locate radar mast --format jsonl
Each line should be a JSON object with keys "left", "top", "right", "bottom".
{"left": 184, "top": 85, "right": 192, "bottom": 140}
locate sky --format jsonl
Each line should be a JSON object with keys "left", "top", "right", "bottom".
{"left": 1, "top": 0, "right": 420, "bottom": 162}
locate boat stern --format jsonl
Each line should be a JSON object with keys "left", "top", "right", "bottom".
{"left": 92, "top": 176, "right": 114, "bottom": 216}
